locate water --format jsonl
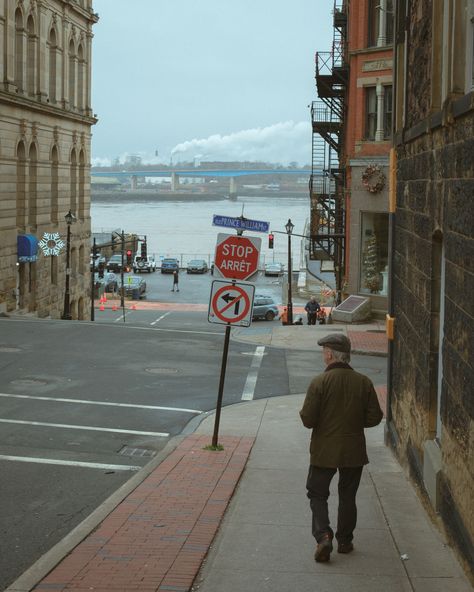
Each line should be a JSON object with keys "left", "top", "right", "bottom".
{"left": 91, "top": 194, "right": 310, "bottom": 267}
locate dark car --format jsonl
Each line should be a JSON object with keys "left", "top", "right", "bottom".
{"left": 106, "top": 254, "right": 123, "bottom": 273}
{"left": 161, "top": 258, "right": 179, "bottom": 273}
{"left": 94, "top": 272, "right": 118, "bottom": 293}
{"left": 186, "top": 259, "right": 208, "bottom": 274}
{"left": 120, "top": 275, "right": 146, "bottom": 299}
{"left": 252, "top": 295, "right": 279, "bottom": 321}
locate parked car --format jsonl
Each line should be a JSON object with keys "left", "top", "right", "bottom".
{"left": 161, "top": 258, "right": 179, "bottom": 273}
{"left": 106, "top": 254, "right": 124, "bottom": 273}
{"left": 252, "top": 295, "right": 279, "bottom": 321}
{"left": 264, "top": 262, "right": 284, "bottom": 276}
{"left": 94, "top": 272, "right": 119, "bottom": 293}
{"left": 120, "top": 275, "right": 146, "bottom": 299}
{"left": 133, "top": 255, "right": 156, "bottom": 273}
{"left": 186, "top": 259, "right": 208, "bottom": 274}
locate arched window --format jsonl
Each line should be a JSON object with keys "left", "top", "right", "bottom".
{"left": 68, "top": 39, "right": 76, "bottom": 108}
{"left": 26, "top": 15, "right": 36, "bottom": 97}
{"left": 48, "top": 28, "right": 57, "bottom": 103}
{"left": 78, "top": 149, "right": 85, "bottom": 219}
{"left": 77, "top": 44, "right": 84, "bottom": 111}
{"left": 14, "top": 9, "right": 24, "bottom": 91}
{"left": 16, "top": 140, "right": 27, "bottom": 229}
{"left": 51, "top": 145, "right": 59, "bottom": 223}
{"left": 70, "top": 148, "right": 77, "bottom": 213}
{"left": 28, "top": 143, "right": 38, "bottom": 227}
{"left": 79, "top": 244, "right": 85, "bottom": 275}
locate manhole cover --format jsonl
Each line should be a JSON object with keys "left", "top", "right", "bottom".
{"left": 11, "top": 378, "right": 48, "bottom": 386}
{"left": 0, "top": 346, "right": 21, "bottom": 353}
{"left": 118, "top": 446, "right": 156, "bottom": 458}
{"left": 145, "top": 367, "right": 179, "bottom": 375}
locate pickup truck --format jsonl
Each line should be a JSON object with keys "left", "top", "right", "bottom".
{"left": 106, "top": 254, "right": 123, "bottom": 273}
{"left": 133, "top": 255, "right": 156, "bottom": 273}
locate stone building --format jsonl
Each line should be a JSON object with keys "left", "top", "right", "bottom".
{"left": 388, "top": 0, "right": 474, "bottom": 573}
{"left": 310, "top": 0, "right": 393, "bottom": 316}
{"left": 0, "top": 0, "right": 98, "bottom": 318}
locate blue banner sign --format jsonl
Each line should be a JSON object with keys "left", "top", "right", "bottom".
{"left": 212, "top": 215, "right": 270, "bottom": 233}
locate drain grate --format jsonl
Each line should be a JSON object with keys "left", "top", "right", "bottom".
{"left": 118, "top": 446, "right": 156, "bottom": 458}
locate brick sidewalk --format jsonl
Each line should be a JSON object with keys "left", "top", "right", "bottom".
{"left": 348, "top": 330, "right": 388, "bottom": 355}
{"left": 33, "top": 435, "right": 254, "bottom": 592}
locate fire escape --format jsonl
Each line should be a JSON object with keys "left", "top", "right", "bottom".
{"left": 309, "top": 0, "right": 348, "bottom": 304}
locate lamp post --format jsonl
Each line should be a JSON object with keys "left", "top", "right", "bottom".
{"left": 285, "top": 218, "right": 294, "bottom": 325}
{"left": 61, "top": 210, "right": 76, "bottom": 320}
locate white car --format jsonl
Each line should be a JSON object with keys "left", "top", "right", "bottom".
{"left": 133, "top": 255, "right": 156, "bottom": 273}
{"left": 264, "top": 262, "right": 284, "bottom": 276}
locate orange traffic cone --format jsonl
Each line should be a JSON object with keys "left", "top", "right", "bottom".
{"left": 130, "top": 303, "right": 137, "bottom": 310}
{"left": 99, "top": 301, "right": 105, "bottom": 311}
{"left": 103, "top": 292, "right": 107, "bottom": 302}
{"left": 99, "top": 294, "right": 105, "bottom": 304}
{"left": 112, "top": 302, "right": 118, "bottom": 311}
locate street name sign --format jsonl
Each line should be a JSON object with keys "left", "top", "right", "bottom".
{"left": 212, "top": 215, "right": 270, "bottom": 233}
{"left": 208, "top": 280, "right": 255, "bottom": 327}
{"left": 214, "top": 233, "right": 261, "bottom": 281}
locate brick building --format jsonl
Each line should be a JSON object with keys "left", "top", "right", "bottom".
{"left": 310, "top": 1, "right": 393, "bottom": 315}
{"left": 0, "top": 0, "right": 97, "bottom": 318}
{"left": 388, "top": 0, "right": 474, "bottom": 573}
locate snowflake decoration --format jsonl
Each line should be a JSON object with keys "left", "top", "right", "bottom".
{"left": 39, "top": 232, "right": 65, "bottom": 256}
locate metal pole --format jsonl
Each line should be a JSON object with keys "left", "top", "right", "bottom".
{"left": 90, "top": 238, "right": 96, "bottom": 321}
{"left": 212, "top": 324, "right": 231, "bottom": 447}
{"left": 287, "top": 232, "right": 293, "bottom": 325}
{"left": 62, "top": 223, "right": 72, "bottom": 320}
{"left": 121, "top": 230, "right": 125, "bottom": 321}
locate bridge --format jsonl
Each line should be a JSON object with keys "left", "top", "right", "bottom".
{"left": 91, "top": 168, "right": 317, "bottom": 198}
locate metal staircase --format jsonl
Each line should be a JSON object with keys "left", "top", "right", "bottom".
{"left": 309, "top": 0, "right": 347, "bottom": 304}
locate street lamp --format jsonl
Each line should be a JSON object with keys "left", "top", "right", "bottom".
{"left": 285, "top": 218, "right": 295, "bottom": 325}
{"left": 61, "top": 210, "right": 77, "bottom": 320}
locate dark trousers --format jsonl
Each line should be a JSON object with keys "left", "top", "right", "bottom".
{"left": 306, "top": 465, "right": 363, "bottom": 544}
{"left": 307, "top": 312, "right": 317, "bottom": 325}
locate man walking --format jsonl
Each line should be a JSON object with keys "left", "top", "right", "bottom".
{"left": 304, "top": 296, "right": 321, "bottom": 325}
{"left": 171, "top": 270, "right": 179, "bottom": 292}
{"left": 299, "top": 334, "right": 383, "bottom": 563}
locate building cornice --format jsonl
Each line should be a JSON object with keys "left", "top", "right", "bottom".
{"left": 349, "top": 45, "right": 393, "bottom": 57}
{"left": 0, "top": 91, "right": 98, "bottom": 126}
{"left": 61, "top": 1, "right": 99, "bottom": 24}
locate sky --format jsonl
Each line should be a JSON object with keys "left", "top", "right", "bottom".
{"left": 91, "top": 0, "right": 334, "bottom": 167}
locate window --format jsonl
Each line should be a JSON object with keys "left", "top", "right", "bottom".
{"left": 68, "top": 40, "right": 76, "bottom": 108}
{"left": 384, "top": 85, "right": 393, "bottom": 138}
{"left": 28, "top": 143, "right": 37, "bottom": 227}
{"left": 14, "top": 9, "right": 24, "bottom": 91}
{"left": 78, "top": 149, "right": 85, "bottom": 219}
{"left": 26, "top": 16, "right": 36, "bottom": 97}
{"left": 51, "top": 145, "right": 59, "bottom": 224}
{"left": 70, "top": 149, "right": 77, "bottom": 213}
{"left": 77, "top": 44, "right": 85, "bottom": 110}
{"left": 359, "top": 213, "right": 389, "bottom": 295}
{"left": 365, "top": 87, "right": 377, "bottom": 140}
{"left": 48, "top": 28, "right": 57, "bottom": 103}
{"left": 368, "top": 0, "right": 379, "bottom": 47}
{"left": 16, "top": 141, "right": 26, "bottom": 229}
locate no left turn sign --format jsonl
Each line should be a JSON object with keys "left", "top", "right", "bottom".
{"left": 208, "top": 280, "right": 255, "bottom": 327}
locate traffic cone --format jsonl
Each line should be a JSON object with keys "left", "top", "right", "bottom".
{"left": 99, "top": 294, "right": 105, "bottom": 304}
{"left": 112, "top": 302, "right": 118, "bottom": 311}
{"left": 103, "top": 292, "right": 107, "bottom": 303}
{"left": 99, "top": 301, "right": 105, "bottom": 311}
{"left": 131, "top": 303, "right": 137, "bottom": 310}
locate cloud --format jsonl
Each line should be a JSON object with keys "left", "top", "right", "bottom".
{"left": 170, "top": 121, "right": 311, "bottom": 165}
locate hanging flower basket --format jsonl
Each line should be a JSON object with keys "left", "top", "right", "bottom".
{"left": 361, "top": 164, "right": 385, "bottom": 194}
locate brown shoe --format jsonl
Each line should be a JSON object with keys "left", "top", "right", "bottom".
{"left": 314, "top": 533, "right": 333, "bottom": 563}
{"left": 337, "top": 542, "right": 354, "bottom": 554}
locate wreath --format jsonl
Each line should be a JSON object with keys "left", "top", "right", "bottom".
{"left": 361, "top": 164, "right": 385, "bottom": 194}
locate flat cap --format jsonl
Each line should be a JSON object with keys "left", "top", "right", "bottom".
{"left": 317, "top": 333, "right": 351, "bottom": 353}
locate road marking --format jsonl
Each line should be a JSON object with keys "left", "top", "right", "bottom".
{"left": 0, "top": 418, "right": 169, "bottom": 437}
{"left": 151, "top": 312, "right": 170, "bottom": 325}
{"left": 114, "top": 311, "right": 131, "bottom": 323}
{"left": 0, "top": 455, "right": 141, "bottom": 471}
{"left": 241, "top": 346, "right": 265, "bottom": 401}
{"left": 0, "top": 393, "right": 202, "bottom": 415}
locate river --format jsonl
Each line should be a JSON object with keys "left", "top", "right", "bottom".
{"left": 91, "top": 194, "right": 310, "bottom": 268}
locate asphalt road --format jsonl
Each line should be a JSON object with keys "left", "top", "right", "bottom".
{"left": 0, "top": 271, "right": 386, "bottom": 590}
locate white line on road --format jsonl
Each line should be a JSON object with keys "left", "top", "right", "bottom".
{"left": 0, "top": 418, "right": 169, "bottom": 437}
{"left": 0, "top": 393, "right": 202, "bottom": 415}
{"left": 241, "top": 346, "right": 265, "bottom": 401}
{"left": 0, "top": 455, "right": 141, "bottom": 471}
{"left": 151, "top": 312, "right": 170, "bottom": 326}
{"left": 114, "top": 311, "right": 131, "bottom": 323}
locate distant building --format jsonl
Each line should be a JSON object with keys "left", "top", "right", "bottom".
{"left": 389, "top": 0, "right": 474, "bottom": 574}
{"left": 309, "top": 0, "right": 393, "bottom": 316}
{"left": 0, "top": 0, "right": 98, "bottom": 318}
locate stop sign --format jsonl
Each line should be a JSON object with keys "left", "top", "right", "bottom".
{"left": 214, "top": 233, "right": 261, "bottom": 281}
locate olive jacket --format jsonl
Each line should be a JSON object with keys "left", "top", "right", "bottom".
{"left": 299, "top": 363, "right": 383, "bottom": 468}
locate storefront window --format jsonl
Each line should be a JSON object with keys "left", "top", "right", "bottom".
{"left": 360, "top": 212, "right": 389, "bottom": 295}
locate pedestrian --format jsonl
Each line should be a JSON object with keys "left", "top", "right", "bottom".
{"left": 279, "top": 307, "right": 288, "bottom": 325}
{"left": 304, "top": 296, "right": 321, "bottom": 325}
{"left": 299, "top": 333, "right": 383, "bottom": 563}
{"left": 171, "top": 269, "right": 179, "bottom": 292}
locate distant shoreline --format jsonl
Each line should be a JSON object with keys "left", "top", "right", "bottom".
{"left": 91, "top": 189, "right": 309, "bottom": 202}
